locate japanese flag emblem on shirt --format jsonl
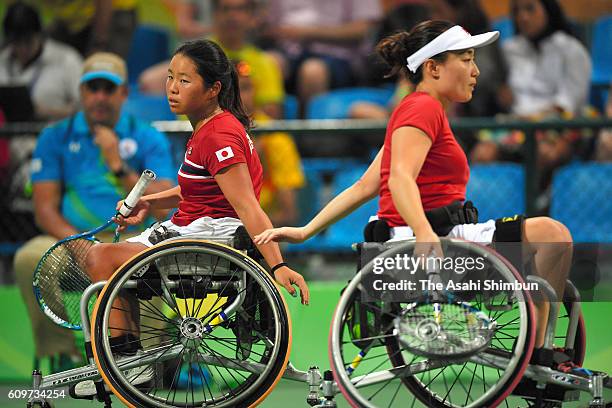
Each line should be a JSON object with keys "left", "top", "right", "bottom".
{"left": 215, "top": 146, "right": 234, "bottom": 162}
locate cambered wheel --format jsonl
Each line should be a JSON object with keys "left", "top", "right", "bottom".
{"left": 91, "top": 239, "right": 291, "bottom": 408}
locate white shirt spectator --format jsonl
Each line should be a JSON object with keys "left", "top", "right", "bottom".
{"left": 0, "top": 38, "right": 83, "bottom": 120}
{"left": 503, "top": 31, "right": 591, "bottom": 116}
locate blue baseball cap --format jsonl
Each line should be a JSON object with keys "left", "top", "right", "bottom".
{"left": 80, "top": 52, "right": 127, "bottom": 85}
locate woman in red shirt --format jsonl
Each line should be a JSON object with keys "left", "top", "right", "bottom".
{"left": 257, "top": 20, "right": 573, "bottom": 351}
{"left": 85, "top": 40, "right": 309, "bottom": 338}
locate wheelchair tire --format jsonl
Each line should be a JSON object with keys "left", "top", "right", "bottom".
{"left": 329, "top": 239, "right": 536, "bottom": 408}
{"left": 91, "top": 239, "right": 291, "bottom": 408}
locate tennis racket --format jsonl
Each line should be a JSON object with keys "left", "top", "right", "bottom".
{"left": 33, "top": 169, "right": 157, "bottom": 330}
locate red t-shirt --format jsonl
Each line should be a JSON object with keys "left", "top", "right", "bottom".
{"left": 378, "top": 92, "right": 469, "bottom": 227}
{"left": 171, "top": 111, "right": 263, "bottom": 226}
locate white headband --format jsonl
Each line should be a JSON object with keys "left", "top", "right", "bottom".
{"left": 406, "top": 25, "right": 500, "bottom": 73}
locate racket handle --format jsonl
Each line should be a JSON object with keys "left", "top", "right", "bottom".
{"left": 118, "top": 169, "right": 157, "bottom": 217}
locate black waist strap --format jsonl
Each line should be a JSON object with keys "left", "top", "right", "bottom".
{"left": 364, "top": 201, "right": 479, "bottom": 242}
{"left": 426, "top": 200, "right": 479, "bottom": 236}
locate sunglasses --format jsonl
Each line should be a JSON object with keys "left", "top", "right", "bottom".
{"left": 84, "top": 79, "right": 118, "bottom": 94}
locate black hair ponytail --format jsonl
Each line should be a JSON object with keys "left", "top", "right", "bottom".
{"left": 174, "top": 39, "right": 251, "bottom": 130}
{"left": 376, "top": 20, "right": 456, "bottom": 85}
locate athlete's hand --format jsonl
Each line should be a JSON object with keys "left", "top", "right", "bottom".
{"left": 113, "top": 199, "right": 151, "bottom": 232}
{"left": 254, "top": 227, "right": 307, "bottom": 244}
{"left": 93, "top": 125, "right": 122, "bottom": 170}
{"left": 413, "top": 227, "right": 444, "bottom": 266}
{"left": 274, "top": 266, "right": 310, "bottom": 305}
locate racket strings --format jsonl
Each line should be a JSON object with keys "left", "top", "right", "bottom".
{"left": 37, "top": 238, "right": 96, "bottom": 324}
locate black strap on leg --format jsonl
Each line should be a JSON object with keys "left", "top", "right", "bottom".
{"left": 492, "top": 215, "right": 526, "bottom": 274}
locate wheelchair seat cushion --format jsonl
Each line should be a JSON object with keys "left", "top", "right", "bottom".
{"left": 126, "top": 216, "right": 243, "bottom": 247}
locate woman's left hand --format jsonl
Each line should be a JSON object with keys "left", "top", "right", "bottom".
{"left": 274, "top": 266, "right": 310, "bottom": 305}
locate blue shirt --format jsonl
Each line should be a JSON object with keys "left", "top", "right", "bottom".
{"left": 30, "top": 111, "right": 176, "bottom": 231}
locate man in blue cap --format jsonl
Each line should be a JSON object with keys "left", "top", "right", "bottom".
{"left": 13, "top": 51, "right": 176, "bottom": 379}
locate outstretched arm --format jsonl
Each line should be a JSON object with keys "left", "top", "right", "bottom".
{"left": 216, "top": 163, "right": 310, "bottom": 305}
{"left": 254, "top": 147, "right": 383, "bottom": 244}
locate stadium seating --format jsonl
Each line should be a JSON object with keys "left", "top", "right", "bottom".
{"left": 289, "top": 159, "right": 367, "bottom": 251}
{"left": 126, "top": 25, "right": 170, "bottom": 85}
{"left": 492, "top": 17, "right": 514, "bottom": 43}
{"left": 283, "top": 94, "right": 298, "bottom": 120}
{"left": 325, "top": 165, "right": 378, "bottom": 249}
{"left": 122, "top": 91, "right": 176, "bottom": 122}
{"left": 466, "top": 163, "right": 526, "bottom": 222}
{"left": 551, "top": 162, "right": 612, "bottom": 243}
{"left": 590, "top": 15, "right": 612, "bottom": 86}
{"left": 306, "top": 87, "right": 394, "bottom": 119}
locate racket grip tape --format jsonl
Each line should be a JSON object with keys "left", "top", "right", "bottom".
{"left": 118, "top": 169, "right": 157, "bottom": 217}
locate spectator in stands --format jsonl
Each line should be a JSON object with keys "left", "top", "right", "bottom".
{"left": 595, "top": 86, "right": 612, "bottom": 161}
{"left": 361, "top": 3, "right": 431, "bottom": 87}
{"left": 262, "top": 0, "right": 383, "bottom": 117}
{"left": 235, "top": 60, "right": 305, "bottom": 225}
{"left": 140, "top": 0, "right": 285, "bottom": 119}
{"left": 173, "top": 0, "right": 214, "bottom": 41}
{"left": 348, "top": 3, "right": 428, "bottom": 120}
{"left": 350, "top": 0, "right": 509, "bottom": 120}
{"left": 0, "top": 2, "right": 82, "bottom": 121}
{"left": 349, "top": 77, "right": 413, "bottom": 120}
{"left": 41, "top": 0, "right": 138, "bottom": 58}
{"left": 470, "top": 0, "right": 593, "bottom": 213}
{"left": 13, "top": 52, "right": 175, "bottom": 373}
{"left": 504, "top": 0, "right": 591, "bottom": 118}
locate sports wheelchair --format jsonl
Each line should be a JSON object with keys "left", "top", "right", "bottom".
{"left": 26, "top": 235, "right": 611, "bottom": 408}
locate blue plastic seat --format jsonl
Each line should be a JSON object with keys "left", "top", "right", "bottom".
{"left": 122, "top": 92, "right": 176, "bottom": 122}
{"left": 295, "top": 159, "right": 329, "bottom": 227}
{"left": 551, "top": 163, "right": 612, "bottom": 243}
{"left": 466, "top": 163, "right": 526, "bottom": 222}
{"left": 126, "top": 25, "right": 170, "bottom": 85}
{"left": 325, "top": 165, "right": 378, "bottom": 249}
{"left": 283, "top": 94, "right": 298, "bottom": 120}
{"left": 306, "top": 87, "right": 394, "bottom": 119}
{"left": 287, "top": 159, "right": 366, "bottom": 252}
{"left": 591, "top": 15, "right": 612, "bottom": 85}
{"left": 492, "top": 17, "right": 514, "bottom": 43}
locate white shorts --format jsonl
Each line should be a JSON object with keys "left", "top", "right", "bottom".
{"left": 127, "top": 216, "right": 243, "bottom": 247}
{"left": 371, "top": 216, "right": 497, "bottom": 244}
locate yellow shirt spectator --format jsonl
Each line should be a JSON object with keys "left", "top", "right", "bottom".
{"left": 211, "top": 36, "right": 285, "bottom": 110}
{"left": 40, "top": 0, "right": 136, "bottom": 33}
{"left": 254, "top": 111, "right": 305, "bottom": 218}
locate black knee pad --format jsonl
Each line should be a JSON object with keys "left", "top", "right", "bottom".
{"left": 493, "top": 215, "right": 525, "bottom": 243}
{"left": 492, "top": 215, "right": 526, "bottom": 274}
